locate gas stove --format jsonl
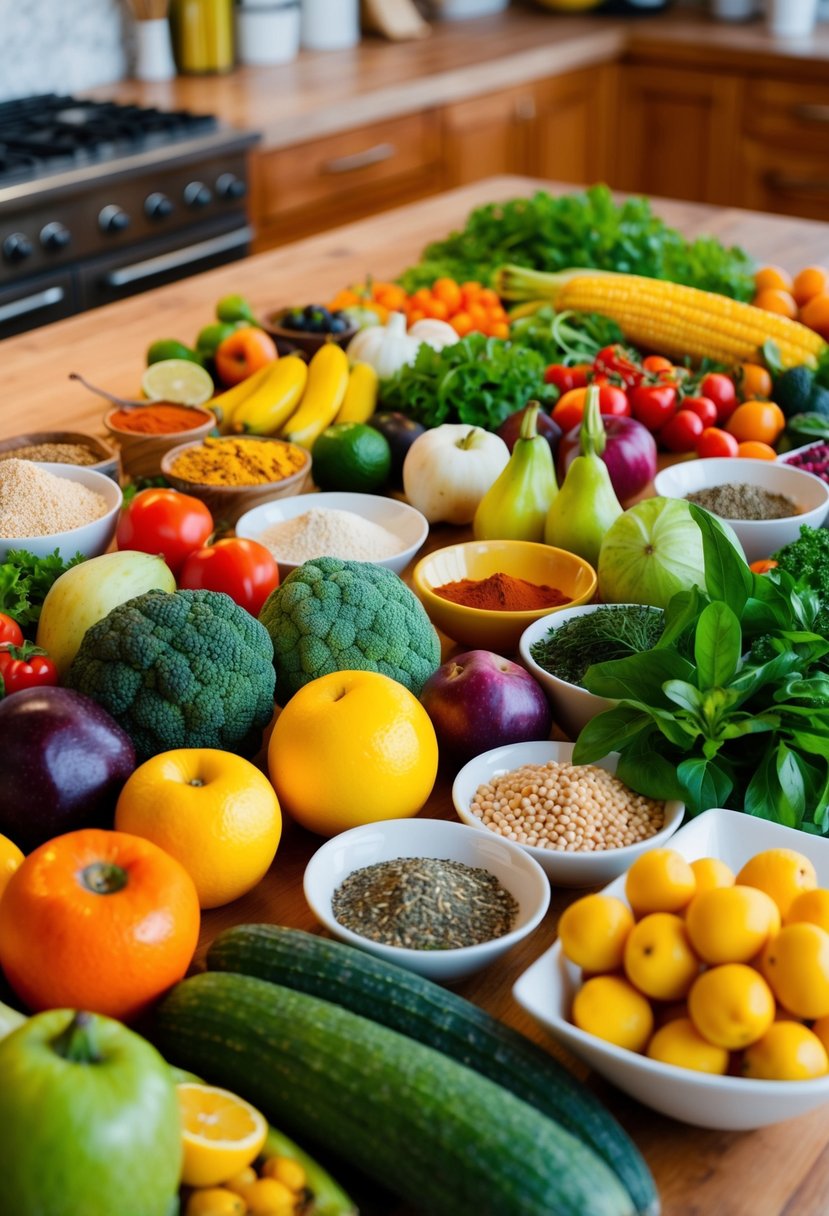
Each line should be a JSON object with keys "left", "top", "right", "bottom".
{"left": 0, "top": 94, "right": 260, "bottom": 337}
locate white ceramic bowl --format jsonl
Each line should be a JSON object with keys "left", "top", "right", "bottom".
{"left": 303, "top": 817, "right": 550, "bottom": 983}
{"left": 452, "top": 740, "right": 684, "bottom": 887}
{"left": 653, "top": 457, "right": 829, "bottom": 563}
{"left": 235, "top": 491, "right": 429, "bottom": 578}
{"left": 0, "top": 461, "right": 122, "bottom": 564}
{"left": 513, "top": 807, "right": 829, "bottom": 1131}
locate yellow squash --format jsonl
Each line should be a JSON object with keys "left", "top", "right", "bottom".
{"left": 282, "top": 343, "right": 350, "bottom": 449}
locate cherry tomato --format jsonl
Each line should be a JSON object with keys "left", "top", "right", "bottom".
{"left": 696, "top": 426, "right": 740, "bottom": 459}
{"left": 658, "top": 409, "right": 705, "bottom": 453}
{"left": 0, "top": 644, "right": 57, "bottom": 696}
{"left": 178, "top": 538, "right": 280, "bottom": 618}
{"left": 630, "top": 383, "right": 678, "bottom": 431}
{"left": 682, "top": 396, "right": 718, "bottom": 428}
{"left": 116, "top": 488, "right": 214, "bottom": 576}
{"left": 750, "top": 559, "right": 779, "bottom": 574}
{"left": 552, "top": 388, "right": 587, "bottom": 433}
{"left": 594, "top": 344, "right": 644, "bottom": 388}
{"left": 543, "top": 363, "right": 591, "bottom": 393}
{"left": 700, "top": 373, "right": 738, "bottom": 423}
{"left": 642, "top": 355, "right": 674, "bottom": 375}
{"left": 597, "top": 384, "right": 631, "bottom": 416}
{"left": 0, "top": 614, "right": 23, "bottom": 648}
{"left": 737, "top": 362, "right": 773, "bottom": 401}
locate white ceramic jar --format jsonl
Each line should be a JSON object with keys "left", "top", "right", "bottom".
{"left": 300, "top": 0, "right": 360, "bottom": 50}
{"left": 767, "top": 0, "right": 819, "bottom": 36}
{"left": 236, "top": 0, "right": 300, "bottom": 65}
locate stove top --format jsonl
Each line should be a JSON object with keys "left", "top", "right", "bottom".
{"left": 0, "top": 94, "right": 220, "bottom": 187}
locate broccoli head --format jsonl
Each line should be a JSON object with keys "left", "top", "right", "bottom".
{"left": 66, "top": 588, "right": 276, "bottom": 761}
{"left": 259, "top": 556, "right": 441, "bottom": 703}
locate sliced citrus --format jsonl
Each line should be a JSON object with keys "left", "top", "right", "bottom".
{"left": 141, "top": 358, "right": 215, "bottom": 406}
{"left": 0, "top": 832, "right": 24, "bottom": 903}
{"left": 178, "top": 1082, "right": 268, "bottom": 1188}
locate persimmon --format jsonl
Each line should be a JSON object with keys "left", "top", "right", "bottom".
{"left": 214, "top": 327, "right": 278, "bottom": 386}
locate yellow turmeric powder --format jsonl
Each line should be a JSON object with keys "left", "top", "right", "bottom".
{"left": 169, "top": 436, "right": 307, "bottom": 486}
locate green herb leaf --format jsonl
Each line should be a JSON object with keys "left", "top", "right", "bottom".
{"left": 616, "top": 734, "right": 686, "bottom": 802}
{"left": 0, "top": 549, "right": 86, "bottom": 634}
{"left": 676, "top": 757, "right": 733, "bottom": 816}
{"left": 690, "top": 504, "right": 753, "bottom": 613}
{"left": 663, "top": 680, "right": 706, "bottom": 715}
{"left": 656, "top": 586, "right": 702, "bottom": 650}
{"left": 572, "top": 705, "right": 652, "bottom": 764}
{"left": 694, "top": 601, "right": 742, "bottom": 689}
{"left": 583, "top": 648, "right": 694, "bottom": 705}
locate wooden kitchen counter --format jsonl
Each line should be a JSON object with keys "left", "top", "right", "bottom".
{"left": 4, "top": 178, "right": 829, "bottom": 1215}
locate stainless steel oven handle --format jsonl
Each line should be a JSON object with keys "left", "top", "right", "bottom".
{"left": 105, "top": 226, "right": 253, "bottom": 288}
{"left": 0, "top": 285, "right": 65, "bottom": 324}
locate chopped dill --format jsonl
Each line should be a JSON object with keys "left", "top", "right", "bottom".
{"left": 530, "top": 605, "right": 665, "bottom": 687}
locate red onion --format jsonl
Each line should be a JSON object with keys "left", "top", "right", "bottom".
{"left": 558, "top": 414, "right": 658, "bottom": 503}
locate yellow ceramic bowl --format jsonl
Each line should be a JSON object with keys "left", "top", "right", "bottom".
{"left": 411, "top": 539, "right": 597, "bottom": 655}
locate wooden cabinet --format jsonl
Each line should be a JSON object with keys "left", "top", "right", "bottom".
{"left": 441, "top": 84, "right": 533, "bottom": 188}
{"left": 532, "top": 67, "right": 615, "bottom": 188}
{"left": 739, "top": 78, "right": 829, "bottom": 222}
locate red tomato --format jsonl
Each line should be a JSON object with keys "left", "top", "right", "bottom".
{"left": 659, "top": 409, "right": 705, "bottom": 454}
{"left": 552, "top": 388, "right": 587, "bottom": 433}
{"left": 598, "top": 384, "right": 631, "bottom": 417}
{"left": 700, "top": 373, "right": 738, "bottom": 423}
{"left": 682, "top": 396, "right": 718, "bottom": 428}
{"left": 178, "top": 538, "right": 280, "bottom": 617}
{"left": 630, "top": 383, "right": 678, "bottom": 431}
{"left": 642, "top": 355, "right": 674, "bottom": 375}
{"left": 543, "top": 363, "right": 591, "bottom": 393}
{"left": 0, "top": 614, "right": 23, "bottom": 648}
{"left": 594, "top": 344, "right": 643, "bottom": 388}
{"left": 116, "top": 488, "right": 214, "bottom": 576}
{"left": 696, "top": 426, "right": 740, "bottom": 459}
{"left": 0, "top": 645, "right": 57, "bottom": 695}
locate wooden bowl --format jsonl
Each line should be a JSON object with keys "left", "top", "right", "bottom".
{"left": 259, "top": 308, "right": 358, "bottom": 358}
{"left": 161, "top": 435, "right": 313, "bottom": 527}
{"left": 104, "top": 405, "right": 216, "bottom": 480}
{"left": 0, "top": 430, "right": 120, "bottom": 482}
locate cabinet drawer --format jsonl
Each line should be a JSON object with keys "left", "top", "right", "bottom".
{"left": 744, "top": 80, "right": 829, "bottom": 150}
{"left": 739, "top": 140, "right": 829, "bottom": 223}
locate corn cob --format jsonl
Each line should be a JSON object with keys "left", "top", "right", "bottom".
{"left": 495, "top": 266, "right": 826, "bottom": 369}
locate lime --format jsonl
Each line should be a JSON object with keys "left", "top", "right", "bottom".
{"left": 141, "top": 359, "right": 215, "bottom": 406}
{"left": 146, "top": 339, "right": 203, "bottom": 367}
{"left": 196, "top": 322, "right": 238, "bottom": 356}
{"left": 311, "top": 423, "right": 392, "bottom": 493}
{"left": 216, "top": 293, "right": 256, "bottom": 324}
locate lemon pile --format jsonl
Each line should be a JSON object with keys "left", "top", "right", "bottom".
{"left": 560, "top": 846, "right": 829, "bottom": 1081}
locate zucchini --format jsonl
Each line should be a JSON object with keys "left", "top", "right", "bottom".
{"left": 208, "top": 924, "right": 658, "bottom": 1216}
{"left": 154, "top": 971, "right": 635, "bottom": 1216}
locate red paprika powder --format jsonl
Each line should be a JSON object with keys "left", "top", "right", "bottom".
{"left": 108, "top": 404, "right": 212, "bottom": 434}
{"left": 433, "top": 571, "right": 570, "bottom": 612}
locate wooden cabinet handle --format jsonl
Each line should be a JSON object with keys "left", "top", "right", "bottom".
{"left": 766, "top": 172, "right": 829, "bottom": 194}
{"left": 321, "top": 143, "right": 397, "bottom": 174}
{"left": 792, "top": 104, "right": 829, "bottom": 124}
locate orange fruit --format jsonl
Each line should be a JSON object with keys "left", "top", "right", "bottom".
{"left": 646, "top": 1017, "right": 729, "bottom": 1075}
{"left": 792, "top": 265, "right": 829, "bottom": 307}
{"left": 571, "top": 975, "right": 654, "bottom": 1052}
{"left": 742, "top": 1022, "right": 828, "bottom": 1081}
{"left": 268, "top": 670, "right": 438, "bottom": 837}
{"left": 186, "top": 1191, "right": 246, "bottom": 1216}
{"left": 785, "top": 887, "right": 829, "bottom": 933}
{"left": 558, "top": 894, "right": 634, "bottom": 973}
{"left": 689, "top": 857, "right": 734, "bottom": 897}
{"left": 799, "top": 293, "right": 829, "bottom": 341}
{"left": 736, "top": 362, "right": 773, "bottom": 401}
{"left": 623, "top": 913, "right": 700, "bottom": 1001}
{"left": 0, "top": 832, "right": 24, "bottom": 904}
{"left": 178, "top": 1082, "right": 268, "bottom": 1188}
{"left": 214, "top": 327, "right": 278, "bottom": 387}
{"left": 754, "top": 265, "right": 793, "bottom": 294}
{"left": 0, "top": 828, "right": 200, "bottom": 1020}
{"left": 688, "top": 964, "right": 775, "bottom": 1050}
{"left": 737, "top": 441, "right": 777, "bottom": 460}
{"left": 752, "top": 288, "right": 798, "bottom": 319}
{"left": 685, "top": 885, "right": 780, "bottom": 965}
{"left": 761, "top": 923, "right": 829, "bottom": 1019}
{"left": 624, "top": 848, "right": 696, "bottom": 917}
{"left": 736, "top": 847, "right": 817, "bottom": 917}
{"left": 725, "top": 400, "right": 786, "bottom": 445}
{"left": 432, "top": 278, "right": 462, "bottom": 313}
{"left": 115, "top": 748, "right": 282, "bottom": 909}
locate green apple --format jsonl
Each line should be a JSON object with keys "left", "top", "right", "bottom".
{"left": 0, "top": 1009, "right": 181, "bottom": 1216}
{"left": 216, "top": 293, "right": 256, "bottom": 324}
{"left": 195, "top": 321, "right": 238, "bottom": 356}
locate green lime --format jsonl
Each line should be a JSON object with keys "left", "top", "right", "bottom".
{"left": 146, "top": 339, "right": 203, "bottom": 367}
{"left": 216, "top": 293, "right": 256, "bottom": 324}
{"left": 195, "top": 321, "right": 238, "bottom": 356}
{"left": 141, "top": 359, "right": 215, "bottom": 406}
{"left": 311, "top": 423, "right": 392, "bottom": 493}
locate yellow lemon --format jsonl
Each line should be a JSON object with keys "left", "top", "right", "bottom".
{"left": 571, "top": 975, "right": 654, "bottom": 1052}
{"left": 689, "top": 857, "right": 735, "bottom": 898}
{"left": 558, "top": 895, "right": 634, "bottom": 972}
{"left": 623, "top": 913, "right": 699, "bottom": 1001}
{"left": 115, "top": 749, "right": 282, "bottom": 910}
{"left": 624, "top": 848, "right": 696, "bottom": 917}
{"left": 785, "top": 887, "right": 829, "bottom": 933}
{"left": 225, "top": 1167, "right": 258, "bottom": 1196}
{"left": 760, "top": 923, "right": 829, "bottom": 1019}
{"left": 185, "top": 1190, "right": 246, "bottom": 1216}
{"left": 688, "top": 964, "right": 775, "bottom": 1050}
{"left": 685, "top": 885, "right": 780, "bottom": 965}
{"left": 237, "top": 1178, "right": 296, "bottom": 1215}
{"left": 742, "top": 1022, "right": 829, "bottom": 1081}
{"left": 736, "top": 848, "right": 817, "bottom": 917}
{"left": 268, "top": 670, "right": 438, "bottom": 836}
{"left": 0, "top": 832, "right": 24, "bottom": 904}
{"left": 810, "top": 1015, "right": 829, "bottom": 1057}
{"left": 646, "top": 1017, "right": 729, "bottom": 1075}
{"left": 178, "top": 1083, "right": 268, "bottom": 1188}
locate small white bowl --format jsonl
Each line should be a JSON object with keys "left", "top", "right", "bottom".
{"left": 0, "top": 461, "right": 122, "bottom": 564}
{"left": 452, "top": 740, "right": 685, "bottom": 887}
{"left": 235, "top": 491, "right": 429, "bottom": 578}
{"left": 303, "top": 817, "right": 550, "bottom": 983}
{"left": 513, "top": 807, "right": 829, "bottom": 1131}
{"left": 653, "top": 457, "right": 829, "bottom": 563}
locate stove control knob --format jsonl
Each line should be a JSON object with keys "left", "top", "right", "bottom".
{"left": 99, "top": 205, "right": 131, "bottom": 235}
{"left": 40, "top": 222, "right": 71, "bottom": 252}
{"left": 3, "top": 232, "right": 33, "bottom": 263}
{"left": 184, "top": 181, "right": 212, "bottom": 209}
{"left": 216, "top": 173, "right": 247, "bottom": 201}
{"left": 145, "top": 192, "right": 174, "bottom": 221}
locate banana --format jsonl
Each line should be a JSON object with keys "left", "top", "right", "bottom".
{"left": 335, "top": 360, "right": 379, "bottom": 424}
{"left": 208, "top": 361, "right": 280, "bottom": 433}
{"left": 281, "top": 343, "right": 349, "bottom": 449}
{"left": 231, "top": 356, "right": 308, "bottom": 435}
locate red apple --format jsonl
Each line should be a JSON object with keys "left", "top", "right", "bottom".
{"left": 420, "top": 650, "right": 552, "bottom": 763}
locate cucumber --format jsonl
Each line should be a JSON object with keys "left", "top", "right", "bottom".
{"left": 154, "top": 971, "right": 635, "bottom": 1216}
{"left": 208, "top": 924, "right": 658, "bottom": 1216}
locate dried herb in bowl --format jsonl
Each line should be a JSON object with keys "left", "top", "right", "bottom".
{"left": 530, "top": 605, "right": 665, "bottom": 687}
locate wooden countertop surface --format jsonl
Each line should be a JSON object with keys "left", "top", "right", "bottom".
{"left": 5, "top": 177, "right": 829, "bottom": 1215}
{"left": 83, "top": 6, "right": 829, "bottom": 153}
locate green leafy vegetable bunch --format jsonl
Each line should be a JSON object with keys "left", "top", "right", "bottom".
{"left": 0, "top": 548, "right": 86, "bottom": 634}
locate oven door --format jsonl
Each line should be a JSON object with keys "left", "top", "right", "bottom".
{"left": 0, "top": 269, "right": 76, "bottom": 338}
{"left": 77, "top": 216, "right": 253, "bottom": 312}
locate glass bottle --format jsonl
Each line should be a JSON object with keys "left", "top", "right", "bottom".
{"left": 170, "top": 0, "right": 234, "bottom": 74}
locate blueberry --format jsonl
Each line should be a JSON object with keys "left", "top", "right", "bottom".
{"left": 330, "top": 317, "right": 348, "bottom": 334}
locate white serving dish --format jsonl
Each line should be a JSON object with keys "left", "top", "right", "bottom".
{"left": 513, "top": 807, "right": 829, "bottom": 1130}
{"left": 234, "top": 491, "right": 429, "bottom": 578}
{"left": 303, "top": 817, "right": 550, "bottom": 983}
{"left": 452, "top": 740, "right": 684, "bottom": 887}
{"left": 653, "top": 457, "right": 829, "bottom": 563}
{"left": 0, "top": 461, "right": 122, "bottom": 564}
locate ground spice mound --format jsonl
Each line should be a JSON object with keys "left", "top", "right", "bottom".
{"left": 170, "top": 436, "right": 307, "bottom": 485}
{"left": 258, "top": 507, "right": 403, "bottom": 563}
{"left": 433, "top": 571, "right": 570, "bottom": 611}
{"left": 0, "top": 459, "right": 108, "bottom": 539}
{"left": 0, "top": 442, "right": 100, "bottom": 466}
{"left": 686, "top": 483, "right": 799, "bottom": 521}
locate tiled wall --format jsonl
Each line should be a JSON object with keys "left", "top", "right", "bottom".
{"left": 0, "top": 0, "right": 129, "bottom": 102}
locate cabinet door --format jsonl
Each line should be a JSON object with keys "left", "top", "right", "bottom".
{"left": 740, "top": 142, "right": 829, "bottom": 223}
{"left": 441, "top": 85, "right": 533, "bottom": 187}
{"left": 532, "top": 66, "right": 615, "bottom": 186}
{"left": 615, "top": 65, "right": 741, "bottom": 205}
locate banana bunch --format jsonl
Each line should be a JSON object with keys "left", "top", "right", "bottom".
{"left": 281, "top": 344, "right": 350, "bottom": 449}
{"left": 206, "top": 357, "right": 308, "bottom": 435}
